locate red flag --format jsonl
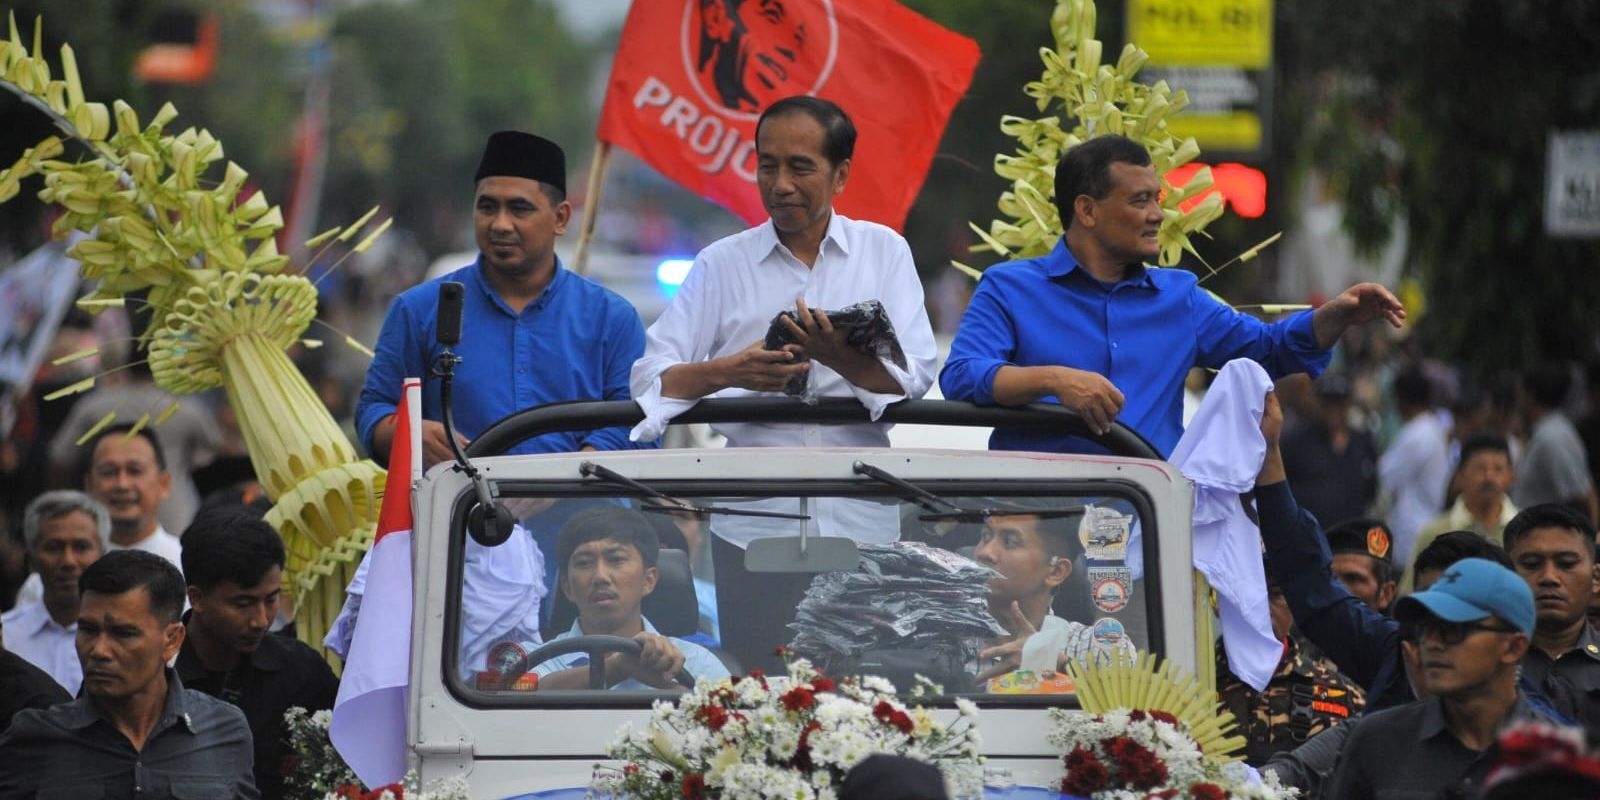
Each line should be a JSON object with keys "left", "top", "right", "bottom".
{"left": 330, "top": 377, "right": 420, "bottom": 788}
{"left": 597, "top": 0, "right": 980, "bottom": 231}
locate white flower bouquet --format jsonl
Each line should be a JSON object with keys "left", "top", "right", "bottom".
{"left": 1049, "top": 709, "right": 1296, "bottom": 800}
{"left": 591, "top": 657, "right": 984, "bottom": 799}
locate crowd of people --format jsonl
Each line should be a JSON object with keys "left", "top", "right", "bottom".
{"left": 1, "top": 93, "right": 1598, "bottom": 799}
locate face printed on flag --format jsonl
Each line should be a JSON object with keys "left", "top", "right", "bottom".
{"left": 691, "top": 0, "right": 834, "bottom": 116}
{"left": 599, "top": 0, "right": 978, "bottom": 230}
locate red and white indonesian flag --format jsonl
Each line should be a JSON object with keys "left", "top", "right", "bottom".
{"left": 597, "top": 0, "right": 980, "bottom": 230}
{"left": 330, "top": 377, "right": 421, "bottom": 788}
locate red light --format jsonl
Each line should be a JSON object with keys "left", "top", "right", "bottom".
{"left": 1164, "top": 162, "right": 1267, "bottom": 219}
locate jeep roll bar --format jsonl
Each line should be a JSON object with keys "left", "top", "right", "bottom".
{"left": 466, "top": 398, "right": 1162, "bottom": 460}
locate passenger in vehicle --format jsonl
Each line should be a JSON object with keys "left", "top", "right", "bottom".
{"left": 533, "top": 507, "right": 730, "bottom": 690}
{"left": 973, "top": 512, "right": 1134, "bottom": 686}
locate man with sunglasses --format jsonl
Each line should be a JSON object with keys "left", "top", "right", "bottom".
{"left": 1326, "top": 558, "right": 1569, "bottom": 798}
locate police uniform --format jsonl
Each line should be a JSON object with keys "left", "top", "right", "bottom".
{"left": 1520, "top": 620, "right": 1600, "bottom": 729}
{"left": 1216, "top": 632, "right": 1367, "bottom": 765}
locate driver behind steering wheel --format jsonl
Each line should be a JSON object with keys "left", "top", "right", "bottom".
{"left": 535, "top": 507, "right": 730, "bottom": 690}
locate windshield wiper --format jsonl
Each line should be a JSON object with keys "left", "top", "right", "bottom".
{"left": 578, "top": 462, "right": 811, "bottom": 520}
{"left": 851, "top": 460, "right": 1083, "bottom": 523}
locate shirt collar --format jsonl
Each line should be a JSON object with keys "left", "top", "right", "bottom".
{"left": 1041, "top": 237, "right": 1156, "bottom": 289}
{"left": 1446, "top": 498, "right": 1519, "bottom": 527}
{"left": 1575, "top": 622, "right": 1600, "bottom": 662}
{"left": 56, "top": 668, "right": 197, "bottom": 734}
{"left": 9, "top": 600, "right": 69, "bottom": 636}
{"left": 753, "top": 210, "right": 849, "bottom": 263}
{"left": 1418, "top": 691, "right": 1539, "bottom": 740}
{"left": 569, "top": 616, "right": 660, "bottom": 637}
{"left": 175, "top": 626, "right": 287, "bottom": 682}
{"left": 469, "top": 255, "right": 569, "bottom": 316}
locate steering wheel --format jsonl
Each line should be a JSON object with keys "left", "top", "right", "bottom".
{"left": 510, "top": 635, "right": 697, "bottom": 690}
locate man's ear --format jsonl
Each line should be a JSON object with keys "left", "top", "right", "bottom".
{"left": 157, "top": 469, "right": 173, "bottom": 501}
{"left": 163, "top": 620, "right": 185, "bottom": 662}
{"left": 1072, "top": 194, "right": 1097, "bottom": 229}
{"left": 1044, "top": 556, "right": 1072, "bottom": 591}
{"left": 553, "top": 199, "right": 573, "bottom": 235}
{"left": 641, "top": 566, "right": 659, "bottom": 597}
{"left": 1377, "top": 580, "right": 1398, "bottom": 612}
{"left": 1504, "top": 633, "right": 1531, "bottom": 664}
{"left": 831, "top": 158, "right": 851, "bottom": 194}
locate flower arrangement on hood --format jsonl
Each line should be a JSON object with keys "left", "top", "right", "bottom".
{"left": 1483, "top": 721, "right": 1600, "bottom": 791}
{"left": 282, "top": 707, "right": 469, "bottom": 800}
{"left": 591, "top": 656, "right": 985, "bottom": 800}
{"left": 1048, "top": 709, "right": 1296, "bottom": 800}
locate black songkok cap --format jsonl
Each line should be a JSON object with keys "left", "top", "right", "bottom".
{"left": 1325, "top": 517, "right": 1394, "bottom": 564}
{"left": 474, "top": 131, "right": 566, "bottom": 194}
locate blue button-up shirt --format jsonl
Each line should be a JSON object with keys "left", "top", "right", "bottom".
{"left": 356, "top": 258, "right": 648, "bottom": 460}
{"left": 939, "top": 240, "right": 1331, "bottom": 456}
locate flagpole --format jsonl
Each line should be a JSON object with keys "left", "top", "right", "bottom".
{"left": 573, "top": 141, "right": 612, "bottom": 276}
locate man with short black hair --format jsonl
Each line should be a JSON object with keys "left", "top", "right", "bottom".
{"left": 530, "top": 506, "right": 729, "bottom": 691}
{"left": 1326, "top": 558, "right": 1569, "bottom": 798}
{"left": 1405, "top": 431, "right": 1519, "bottom": 592}
{"left": 941, "top": 133, "right": 1403, "bottom": 456}
{"left": 1513, "top": 362, "right": 1598, "bottom": 521}
{"left": 1502, "top": 502, "right": 1600, "bottom": 727}
{"left": 1323, "top": 518, "right": 1397, "bottom": 614}
{"left": 0, "top": 550, "right": 257, "bottom": 798}
{"left": 177, "top": 508, "right": 338, "bottom": 799}
{"left": 2, "top": 490, "right": 110, "bottom": 694}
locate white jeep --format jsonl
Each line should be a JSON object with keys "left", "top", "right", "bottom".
{"left": 405, "top": 398, "right": 1207, "bottom": 797}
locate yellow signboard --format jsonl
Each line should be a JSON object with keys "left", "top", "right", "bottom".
{"left": 1127, "top": 0, "right": 1274, "bottom": 69}
{"left": 1166, "top": 112, "right": 1263, "bottom": 152}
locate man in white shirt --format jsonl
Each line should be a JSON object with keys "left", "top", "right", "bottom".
{"left": 629, "top": 96, "right": 937, "bottom": 668}
{"left": 1, "top": 491, "right": 109, "bottom": 694}
{"left": 12, "top": 426, "right": 183, "bottom": 608}
{"left": 1378, "top": 370, "right": 1451, "bottom": 564}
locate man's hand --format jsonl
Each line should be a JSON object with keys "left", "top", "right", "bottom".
{"left": 373, "top": 415, "right": 467, "bottom": 470}
{"left": 661, "top": 341, "right": 809, "bottom": 398}
{"left": 1055, "top": 367, "right": 1126, "bottom": 436}
{"left": 1258, "top": 390, "right": 1286, "bottom": 486}
{"left": 975, "top": 601, "right": 1039, "bottom": 682}
{"left": 1313, "top": 282, "right": 1405, "bottom": 348}
{"left": 606, "top": 631, "right": 687, "bottom": 689}
{"left": 778, "top": 299, "right": 903, "bottom": 395}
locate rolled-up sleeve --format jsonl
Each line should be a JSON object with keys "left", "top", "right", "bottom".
{"left": 1193, "top": 289, "right": 1331, "bottom": 379}
{"left": 848, "top": 238, "right": 935, "bottom": 419}
{"left": 355, "top": 297, "right": 418, "bottom": 460}
{"left": 939, "top": 272, "right": 1016, "bottom": 405}
{"left": 629, "top": 256, "right": 717, "bottom": 441}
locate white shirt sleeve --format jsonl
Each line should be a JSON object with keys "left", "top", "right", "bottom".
{"left": 843, "top": 235, "right": 937, "bottom": 420}
{"left": 630, "top": 255, "right": 721, "bottom": 441}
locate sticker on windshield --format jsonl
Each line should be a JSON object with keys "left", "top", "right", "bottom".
{"left": 1088, "top": 566, "right": 1132, "bottom": 613}
{"left": 1079, "top": 505, "right": 1132, "bottom": 561}
{"left": 1090, "top": 617, "right": 1127, "bottom": 654}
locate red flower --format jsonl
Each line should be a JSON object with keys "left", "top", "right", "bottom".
{"left": 623, "top": 764, "right": 641, "bottom": 776}
{"left": 1119, "top": 747, "right": 1168, "bottom": 790}
{"left": 681, "top": 773, "right": 706, "bottom": 799}
{"left": 793, "top": 720, "right": 823, "bottom": 771}
{"left": 1128, "top": 710, "right": 1147, "bottom": 722}
{"left": 361, "top": 784, "right": 405, "bottom": 800}
{"left": 1061, "top": 746, "right": 1109, "bottom": 795}
{"left": 781, "top": 685, "right": 816, "bottom": 712}
{"left": 811, "top": 677, "right": 836, "bottom": 693}
{"left": 1189, "top": 782, "right": 1227, "bottom": 800}
{"left": 696, "top": 704, "right": 731, "bottom": 731}
{"left": 1104, "top": 735, "right": 1142, "bottom": 763}
{"left": 278, "top": 754, "right": 298, "bottom": 776}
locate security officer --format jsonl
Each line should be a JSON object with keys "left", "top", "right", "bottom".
{"left": 1324, "top": 518, "right": 1398, "bottom": 615}
{"left": 176, "top": 508, "right": 339, "bottom": 799}
{"left": 1503, "top": 503, "right": 1600, "bottom": 728}
{"left": 1216, "top": 570, "right": 1366, "bottom": 765}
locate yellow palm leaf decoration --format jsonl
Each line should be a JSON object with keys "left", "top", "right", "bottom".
{"left": 0, "top": 13, "right": 384, "bottom": 661}
{"left": 1064, "top": 650, "right": 1246, "bottom": 763}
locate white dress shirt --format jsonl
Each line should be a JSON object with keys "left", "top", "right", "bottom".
{"left": 630, "top": 212, "right": 937, "bottom": 445}
{"left": 1378, "top": 412, "right": 1451, "bottom": 563}
{"left": 1, "top": 600, "right": 81, "bottom": 695}
{"left": 13, "top": 525, "right": 182, "bottom": 609}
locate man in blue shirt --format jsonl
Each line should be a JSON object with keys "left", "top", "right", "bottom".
{"left": 940, "top": 134, "right": 1405, "bottom": 456}
{"left": 356, "top": 131, "right": 646, "bottom": 467}
{"left": 531, "top": 507, "right": 729, "bottom": 690}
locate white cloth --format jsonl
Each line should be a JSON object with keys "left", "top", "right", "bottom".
{"left": 13, "top": 525, "right": 182, "bottom": 608}
{"left": 1019, "top": 613, "right": 1136, "bottom": 673}
{"left": 1378, "top": 412, "right": 1451, "bottom": 563}
{"left": 629, "top": 212, "right": 937, "bottom": 444}
{"left": 1170, "top": 358, "right": 1278, "bottom": 692}
{"left": 324, "top": 523, "right": 546, "bottom": 680}
{"left": 1, "top": 600, "right": 81, "bottom": 695}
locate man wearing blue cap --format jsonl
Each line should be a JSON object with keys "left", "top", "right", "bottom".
{"left": 1326, "top": 558, "right": 1570, "bottom": 798}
